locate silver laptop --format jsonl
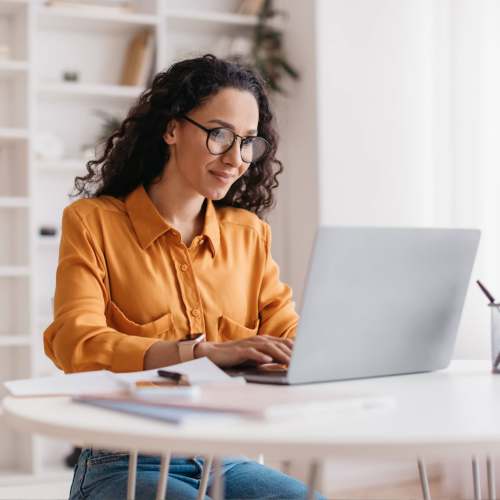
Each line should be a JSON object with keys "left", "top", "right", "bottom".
{"left": 228, "top": 226, "right": 480, "bottom": 385}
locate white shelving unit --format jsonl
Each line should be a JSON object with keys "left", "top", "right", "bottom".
{"left": 0, "top": 0, "right": 260, "bottom": 483}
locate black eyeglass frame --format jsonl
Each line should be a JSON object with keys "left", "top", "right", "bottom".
{"left": 181, "top": 115, "right": 270, "bottom": 164}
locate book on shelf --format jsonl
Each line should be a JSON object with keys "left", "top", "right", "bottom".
{"left": 44, "top": 0, "right": 134, "bottom": 15}
{"left": 237, "top": 0, "right": 265, "bottom": 16}
{"left": 120, "top": 30, "right": 155, "bottom": 87}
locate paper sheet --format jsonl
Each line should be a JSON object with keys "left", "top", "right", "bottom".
{"left": 4, "top": 357, "right": 241, "bottom": 397}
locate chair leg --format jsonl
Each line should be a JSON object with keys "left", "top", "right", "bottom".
{"left": 306, "top": 460, "right": 321, "bottom": 500}
{"left": 197, "top": 456, "right": 213, "bottom": 500}
{"left": 155, "top": 452, "right": 171, "bottom": 500}
{"left": 210, "top": 457, "right": 224, "bottom": 500}
{"left": 487, "top": 456, "right": 496, "bottom": 500}
{"left": 417, "top": 458, "right": 432, "bottom": 500}
{"left": 127, "top": 450, "right": 138, "bottom": 500}
{"left": 473, "top": 456, "right": 482, "bottom": 500}
{"left": 280, "top": 459, "right": 292, "bottom": 475}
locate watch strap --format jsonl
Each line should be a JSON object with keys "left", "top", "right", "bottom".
{"left": 178, "top": 333, "right": 206, "bottom": 362}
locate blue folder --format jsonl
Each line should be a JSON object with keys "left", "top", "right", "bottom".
{"left": 75, "top": 398, "right": 219, "bottom": 424}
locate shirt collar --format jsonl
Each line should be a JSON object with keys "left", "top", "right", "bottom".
{"left": 125, "top": 185, "right": 220, "bottom": 257}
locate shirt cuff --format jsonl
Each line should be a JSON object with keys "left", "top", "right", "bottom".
{"left": 111, "top": 336, "right": 162, "bottom": 372}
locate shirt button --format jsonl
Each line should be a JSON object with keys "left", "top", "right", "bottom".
{"left": 191, "top": 308, "right": 200, "bottom": 317}
{"left": 180, "top": 263, "right": 188, "bottom": 272}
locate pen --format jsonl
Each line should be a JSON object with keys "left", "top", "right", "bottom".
{"left": 157, "top": 370, "right": 190, "bottom": 386}
{"left": 476, "top": 280, "right": 496, "bottom": 304}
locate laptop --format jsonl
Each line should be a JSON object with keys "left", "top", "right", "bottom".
{"left": 227, "top": 226, "right": 480, "bottom": 385}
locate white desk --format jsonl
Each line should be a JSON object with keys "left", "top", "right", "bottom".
{"left": 3, "top": 360, "right": 500, "bottom": 499}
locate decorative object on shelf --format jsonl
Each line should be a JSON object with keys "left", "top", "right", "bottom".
{"left": 212, "top": 36, "right": 253, "bottom": 62}
{"left": 237, "top": 0, "right": 265, "bottom": 16}
{"left": 211, "top": 36, "right": 233, "bottom": 59}
{"left": 34, "top": 132, "right": 65, "bottom": 161}
{"left": 62, "top": 70, "right": 80, "bottom": 82}
{"left": 39, "top": 226, "right": 58, "bottom": 237}
{"left": 120, "top": 30, "right": 155, "bottom": 87}
{"left": 228, "top": 37, "right": 253, "bottom": 60}
{"left": 0, "top": 44, "right": 11, "bottom": 61}
{"left": 44, "top": 0, "right": 134, "bottom": 15}
{"left": 233, "top": 0, "right": 299, "bottom": 94}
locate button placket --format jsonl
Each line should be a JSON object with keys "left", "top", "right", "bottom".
{"left": 173, "top": 246, "right": 205, "bottom": 334}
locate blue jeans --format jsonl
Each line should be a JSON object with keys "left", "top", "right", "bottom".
{"left": 69, "top": 448, "right": 325, "bottom": 499}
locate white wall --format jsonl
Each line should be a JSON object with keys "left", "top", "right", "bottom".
{"left": 316, "top": 0, "right": 436, "bottom": 228}
{"left": 274, "top": 0, "right": 319, "bottom": 308}
{"left": 278, "top": 0, "right": 494, "bottom": 361}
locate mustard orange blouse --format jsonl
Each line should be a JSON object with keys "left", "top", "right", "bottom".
{"left": 43, "top": 185, "right": 299, "bottom": 373}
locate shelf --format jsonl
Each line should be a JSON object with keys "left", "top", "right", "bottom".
{"left": 0, "top": 128, "right": 28, "bottom": 141}
{"left": 37, "top": 314, "right": 52, "bottom": 327}
{"left": 36, "top": 158, "right": 87, "bottom": 173}
{"left": 0, "top": 0, "right": 28, "bottom": 16}
{"left": 0, "top": 266, "right": 30, "bottom": 277}
{"left": 0, "top": 60, "right": 29, "bottom": 74}
{"left": 36, "top": 236, "right": 59, "bottom": 248}
{"left": 37, "top": 81, "right": 144, "bottom": 100}
{"left": 0, "top": 466, "right": 72, "bottom": 485}
{"left": 0, "top": 469, "right": 35, "bottom": 486}
{"left": 165, "top": 9, "right": 258, "bottom": 27}
{"left": 38, "top": 6, "right": 158, "bottom": 32}
{"left": 0, "top": 335, "right": 31, "bottom": 347}
{"left": 0, "top": 196, "right": 29, "bottom": 208}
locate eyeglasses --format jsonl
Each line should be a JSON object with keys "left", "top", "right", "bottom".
{"left": 182, "top": 115, "right": 270, "bottom": 164}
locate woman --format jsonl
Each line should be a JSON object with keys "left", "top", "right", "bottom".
{"left": 44, "top": 54, "right": 324, "bottom": 499}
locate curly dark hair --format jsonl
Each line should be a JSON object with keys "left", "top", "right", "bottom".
{"left": 73, "top": 54, "right": 284, "bottom": 218}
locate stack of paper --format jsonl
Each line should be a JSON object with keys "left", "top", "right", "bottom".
{"left": 3, "top": 357, "right": 241, "bottom": 397}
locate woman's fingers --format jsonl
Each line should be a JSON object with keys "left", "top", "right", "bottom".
{"left": 250, "top": 341, "right": 290, "bottom": 364}
{"left": 256, "top": 338, "right": 292, "bottom": 358}
{"left": 240, "top": 347, "right": 273, "bottom": 364}
{"left": 215, "top": 336, "right": 294, "bottom": 367}
{"left": 258, "top": 335, "right": 294, "bottom": 350}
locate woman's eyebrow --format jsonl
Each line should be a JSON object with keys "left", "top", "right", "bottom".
{"left": 207, "top": 119, "right": 257, "bottom": 135}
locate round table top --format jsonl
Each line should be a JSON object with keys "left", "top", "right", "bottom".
{"left": 4, "top": 360, "right": 500, "bottom": 460}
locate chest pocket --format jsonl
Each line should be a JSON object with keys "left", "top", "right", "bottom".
{"left": 218, "top": 315, "right": 260, "bottom": 341}
{"left": 106, "top": 300, "right": 175, "bottom": 339}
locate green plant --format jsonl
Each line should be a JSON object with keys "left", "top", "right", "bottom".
{"left": 231, "top": 0, "right": 299, "bottom": 94}
{"left": 93, "top": 109, "right": 122, "bottom": 144}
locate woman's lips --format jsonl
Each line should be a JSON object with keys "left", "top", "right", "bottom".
{"left": 209, "top": 171, "right": 234, "bottom": 183}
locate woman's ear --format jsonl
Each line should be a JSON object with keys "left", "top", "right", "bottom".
{"left": 163, "top": 119, "right": 178, "bottom": 145}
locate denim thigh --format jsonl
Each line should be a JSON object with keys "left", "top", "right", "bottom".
{"left": 68, "top": 448, "right": 325, "bottom": 500}
{"left": 69, "top": 448, "right": 204, "bottom": 500}
{"left": 221, "top": 460, "right": 326, "bottom": 500}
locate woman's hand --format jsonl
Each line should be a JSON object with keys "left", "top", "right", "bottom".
{"left": 194, "top": 335, "right": 294, "bottom": 368}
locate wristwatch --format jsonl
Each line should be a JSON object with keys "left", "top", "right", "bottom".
{"left": 177, "top": 333, "right": 206, "bottom": 362}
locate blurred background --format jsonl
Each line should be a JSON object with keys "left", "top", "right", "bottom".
{"left": 0, "top": 0, "right": 499, "bottom": 497}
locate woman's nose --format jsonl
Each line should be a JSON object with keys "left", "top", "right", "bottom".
{"left": 222, "top": 137, "right": 243, "bottom": 166}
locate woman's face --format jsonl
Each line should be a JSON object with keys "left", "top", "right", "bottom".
{"left": 164, "top": 87, "right": 260, "bottom": 200}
